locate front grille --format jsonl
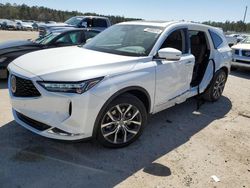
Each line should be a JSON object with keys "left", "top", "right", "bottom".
{"left": 16, "top": 111, "right": 51, "bottom": 131}
{"left": 13, "top": 76, "right": 41, "bottom": 97}
{"left": 242, "top": 50, "right": 250, "bottom": 57}
{"left": 234, "top": 49, "right": 239, "bottom": 55}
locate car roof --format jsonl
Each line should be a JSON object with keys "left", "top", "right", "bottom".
{"left": 50, "top": 27, "right": 102, "bottom": 34}
{"left": 72, "top": 15, "right": 109, "bottom": 19}
{"left": 118, "top": 20, "right": 220, "bottom": 31}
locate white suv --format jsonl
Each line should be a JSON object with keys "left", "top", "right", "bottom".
{"left": 8, "top": 21, "right": 232, "bottom": 148}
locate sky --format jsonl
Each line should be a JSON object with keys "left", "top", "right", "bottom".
{"left": 1, "top": 0, "right": 250, "bottom": 23}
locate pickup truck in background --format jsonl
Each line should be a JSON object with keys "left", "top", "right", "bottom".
{"left": 39, "top": 16, "right": 111, "bottom": 36}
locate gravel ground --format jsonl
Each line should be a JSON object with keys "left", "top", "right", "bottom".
{"left": 0, "top": 31, "right": 249, "bottom": 188}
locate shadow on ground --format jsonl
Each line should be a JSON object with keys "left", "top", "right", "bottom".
{"left": 0, "top": 96, "right": 232, "bottom": 188}
{"left": 230, "top": 69, "right": 250, "bottom": 79}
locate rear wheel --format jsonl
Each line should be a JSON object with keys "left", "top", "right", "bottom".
{"left": 97, "top": 94, "right": 147, "bottom": 148}
{"left": 203, "top": 69, "right": 227, "bottom": 102}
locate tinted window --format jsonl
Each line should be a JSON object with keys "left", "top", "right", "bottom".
{"left": 82, "top": 18, "right": 92, "bottom": 27}
{"left": 160, "top": 29, "right": 188, "bottom": 54}
{"left": 92, "top": 19, "right": 107, "bottom": 27}
{"left": 36, "top": 32, "right": 60, "bottom": 45}
{"left": 65, "top": 17, "right": 83, "bottom": 26}
{"left": 55, "top": 31, "right": 85, "bottom": 45}
{"left": 84, "top": 30, "right": 100, "bottom": 40}
{"left": 209, "top": 30, "right": 223, "bottom": 49}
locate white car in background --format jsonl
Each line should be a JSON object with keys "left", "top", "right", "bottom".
{"left": 16, "top": 21, "right": 33, "bottom": 31}
{"left": 8, "top": 21, "right": 231, "bottom": 148}
{"left": 225, "top": 35, "right": 237, "bottom": 47}
{"left": 231, "top": 36, "right": 250, "bottom": 69}
{"left": 228, "top": 34, "right": 244, "bottom": 43}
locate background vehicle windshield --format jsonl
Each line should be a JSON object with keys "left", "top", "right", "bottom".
{"left": 241, "top": 36, "right": 250, "bottom": 44}
{"left": 34, "top": 32, "right": 60, "bottom": 45}
{"left": 84, "top": 24, "right": 163, "bottom": 57}
{"left": 65, "top": 17, "right": 82, "bottom": 26}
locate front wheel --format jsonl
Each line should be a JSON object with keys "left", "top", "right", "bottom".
{"left": 202, "top": 69, "right": 227, "bottom": 102}
{"left": 97, "top": 94, "right": 147, "bottom": 148}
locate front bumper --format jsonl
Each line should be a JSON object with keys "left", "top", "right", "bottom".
{"left": 8, "top": 64, "right": 106, "bottom": 140}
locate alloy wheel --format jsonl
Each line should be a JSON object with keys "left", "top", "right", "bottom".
{"left": 100, "top": 103, "right": 142, "bottom": 145}
{"left": 212, "top": 72, "right": 226, "bottom": 100}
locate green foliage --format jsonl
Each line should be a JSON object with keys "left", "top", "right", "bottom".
{"left": 0, "top": 3, "right": 141, "bottom": 24}
{"left": 1, "top": 3, "right": 249, "bottom": 32}
{"left": 202, "top": 21, "right": 250, "bottom": 33}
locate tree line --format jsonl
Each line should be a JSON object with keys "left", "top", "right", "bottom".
{"left": 0, "top": 3, "right": 250, "bottom": 32}
{"left": 0, "top": 3, "right": 140, "bottom": 24}
{"left": 202, "top": 21, "right": 250, "bottom": 33}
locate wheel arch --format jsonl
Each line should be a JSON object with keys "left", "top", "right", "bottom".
{"left": 92, "top": 86, "right": 152, "bottom": 138}
{"left": 220, "top": 66, "right": 229, "bottom": 77}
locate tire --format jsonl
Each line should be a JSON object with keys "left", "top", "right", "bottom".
{"left": 202, "top": 69, "right": 227, "bottom": 102}
{"left": 96, "top": 94, "right": 147, "bottom": 148}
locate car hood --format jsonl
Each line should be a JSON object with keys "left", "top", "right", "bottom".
{"left": 11, "top": 46, "right": 145, "bottom": 81}
{"left": 0, "top": 40, "right": 38, "bottom": 55}
{"left": 232, "top": 43, "right": 250, "bottom": 50}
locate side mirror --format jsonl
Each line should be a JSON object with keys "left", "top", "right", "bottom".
{"left": 157, "top": 48, "right": 182, "bottom": 61}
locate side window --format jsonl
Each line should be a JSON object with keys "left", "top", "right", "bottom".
{"left": 55, "top": 31, "right": 85, "bottom": 45}
{"left": 81, "top": 18, "right": 92, "bottom": 28}
{"left": 160, "top": 29, "right": 188, "bottom": 54}
{"left": 209, "top": 30, "right": 223, "bottom": 49}
{"left": 92, "top": 19, "right": 107, "bottom": 27}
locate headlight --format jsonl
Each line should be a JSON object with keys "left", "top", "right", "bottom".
{"left": 37, "top": 77, "right": 104, "bottom": 94}
{"left": 0, "top": 57, "right": 7, "bottom": 63}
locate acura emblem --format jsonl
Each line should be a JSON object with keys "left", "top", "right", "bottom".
{"left": 11, "top": 75, "right": 17, "bottom": 93}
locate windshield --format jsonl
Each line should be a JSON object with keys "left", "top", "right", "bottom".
{"left": 84, "top": 24, "right": 163, "bottom": 57}
{"left": 65, "top": 17, "right": 83, "bottom": 26}
{"left": 34, "top": 32, "right": 60, "bottom": 45}
{"left": 241, "top": 36, "right": 250, "bottom": 44}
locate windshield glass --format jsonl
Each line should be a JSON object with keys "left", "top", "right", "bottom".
{"left": 65, "top": 17, "right": 83, "bottom": 26}
{"left": 241, "top": 36, "right": 250, "bottom": 44}
{"left": 84, "top": 24, "right": 163, "bottom": 57}
{"left": 34, "top": 32, "right": 60, "bottom": 45}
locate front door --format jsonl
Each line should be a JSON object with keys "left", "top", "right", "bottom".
{"left": 154, "top": 28, "right": 195, "bottom": 107}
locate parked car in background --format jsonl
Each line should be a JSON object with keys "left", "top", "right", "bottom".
{"left": 16, "top": 21, "right": 33, "bottom": 31}
{"left": 45, "top": 21, "right": 57, "bottom": 24}
{"left": 0, "top": 19, "right": 6, "bottom": 29}
{"left": 32, "top": 22, "right": 45, "bottom": 31}
{"left": 231, "top": 36, "right": 250, "bottom": 69}
{"left": 225, "top": 35, "right": 237, "bottom": 47}
{"left": 1, "top": 20, "right": 17, "bottom": 30}
{"left": 8, "top": 21, "right": 231, "bottom": 148}
{"left": 39, "top": 16, "right": 111, "bottom": 36}
{"left": 0, "top": 28, "right": 101, "bottom": 79}
{"left": 228, "top": 34, "right": 245, "bottom": 43}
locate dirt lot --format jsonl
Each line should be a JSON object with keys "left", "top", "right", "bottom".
{"left": 0, "top": 30, "right": 38, "bottom": 42}
{"left": 0, "top": 31, "right": 249, "bottom": 188}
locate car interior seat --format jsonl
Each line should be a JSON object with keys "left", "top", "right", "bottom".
{"left": 190, "top": 33, "right": 208, "bottom": 85}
